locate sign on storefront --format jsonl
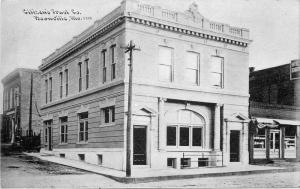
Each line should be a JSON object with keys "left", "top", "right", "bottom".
{"left": 290, "top": 60, "right": 300, "bottom": 80}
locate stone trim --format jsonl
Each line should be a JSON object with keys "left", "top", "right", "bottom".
{"left": 126, "top": 16, "right": 248, "bottom": 47}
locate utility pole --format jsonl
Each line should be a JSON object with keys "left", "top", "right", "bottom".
{"left": 124, "top": 40, "right": 140, "bottom": 177}
{"left": 29, "top": 73, "right": 33, "bottom": 137}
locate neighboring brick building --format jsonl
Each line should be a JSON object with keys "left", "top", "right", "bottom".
{"left": 1, "top": 68, "right": 42, "bottom": 143}
{"left": 39, "top": 0, "right": 251, "bottom": 170}
{"left": 249, "top": 59, "right": 300, "bottom": 161}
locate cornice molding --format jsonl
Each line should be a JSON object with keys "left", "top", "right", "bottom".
{"left": 126, "top": 16, "right": 249, "bottom": 47}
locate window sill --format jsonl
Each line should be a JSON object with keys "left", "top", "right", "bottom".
{"left": 76, "top": 141, "right": 88, "bottom": 145}
{"left": 100, "top": 122, "right": 116, "bottom": 127}
{"left": 58, "top": 143, "right": 68, "bottom": 145}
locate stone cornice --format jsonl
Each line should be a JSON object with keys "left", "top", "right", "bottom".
{"left": 126, "top": 16, "right": 250, "bottom": 47}
{"left": 39, "top": 16, "right": 125, "bottom": 71}
{"left": 39, "top": 0, "right": 251, "bottom": 72}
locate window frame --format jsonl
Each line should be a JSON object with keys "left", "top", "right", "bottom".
{"left": 78, "top": 112, "right": 88, "bottom": 143}
{"left": 210, "top": 56, "right": 224, "bottom": 88}
{"left": 78, "top": 62, "right": 82, "bottom": 92}
{"left": 102, "top": 49, "right": 107, "bottom": 83}
{"left": 158, "top": 46, "right": 173, "bottom": 82}
{"left": 45, "top": 79, "right": 48, "bottom": 104}
{"left": 49, "top": 77, "right": 52, "bottom": 102}
{"left": 101, "top": 106, "right": 115, "bottom": 125}
{"left": 166, "top": 125, "right": 203, "bottom": 148}
{"left": 85, "top": 59, "right": 89, "bottom": 89}
{"left": 60, "top": 117, "right": 68, "bottom": 144}
{"left": 110, "top": 45, "right": 116, "bottom": 80}
{"left": 59, "top": 72, "right": 63, "bottom": 99}
{"left": 185, "top": 52, "right": 200, "bottom": 85}
{"left": 65, "top": 69, "right": 68, "bottom": 97}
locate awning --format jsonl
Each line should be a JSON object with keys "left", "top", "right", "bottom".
{"left": 255, "top": 117, "right": 278, "bottom": 128}
{"left": 274, "top": 119, "right": 300, "bottom": 126}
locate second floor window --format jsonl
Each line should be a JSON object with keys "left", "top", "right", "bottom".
{"left": 65, "top": 69, "right": 68, "bottom": 97}
{"left": 49, "top": 77, "right": 52, "bottom": 102}
{"left": 159, "top": 46, "right": 173, "bottom": 82}
{"left": 102, "top": 50, "right": 107, "bottom": 83}
{"left": 59, "top": 72, "right": 63, "bottom": 98}
{"left": 78, "top": 112, "right": 88, "bottom": 142}
{"left": 60, "top": 117, "right": 68, "bottom": 143}
{"left": 45, "top": 79, "right": 48, "bottom": 103}
{"left": 111, "top": 45, "right": 116, "bottom": 80}
{"left": 185, "top": 52, "right": 200, "bottom": 84}
{"left": 15, "top": 87, "right": 20, "bottom": 107}
{"left": 85, "top": 59, "right": 89, "bottom": 89}
{"left": 210, "top": 56, "right": 224, "bottom": 88}
{"left": 78, "top": 62, "right": 82, "bottom": 92}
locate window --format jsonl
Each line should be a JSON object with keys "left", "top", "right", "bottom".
{"left": 159, "top": 47, "right": 172, "bottom": 82}
{"left": 60, "top": 117, "right": 68, "bottom": 143}
{"left": 102, "top": 50, "right": 107, "bottom": 83}
{"left": 49, "top": 77, "right": 52, "bottom": 102}
{"left": 45, "top": 79, "right": 48, "bottom": 104}
{"left": 181, "top": 158, "right": 191, "bottom": 168}
{"left": 192, "top": 127, "right": 202, "bottom": 146}
{"left": 166, "top": 109, "right": 204, "bottom": 147}
{"left": 59, "top": 72, "right": 63, "bottom": 98}
{"left": 102, "top": 106, "right": 115, "bottom": 124}
{"left": 111, "top": 45, "right": 116, "bottom": 80}
{"left": 78, "top": 112, "right": 88, "bottom": 142}
{"left": 15, "top": 87, "right": 20, "bottom": 106}
{"left": 78, "top": 62, "right": 82, "bottom": 92}
{"left": 198, "top": 158, "right": 208, "bottom": 167}
{"left": 185, "top": 52, "right": 199, "bottom": 84}
{"left": 167, "top": 158, "right": 176, "bottom": 168}
{"left": 167, "top": 126, "right": 176, "bottom": 146}
{"left": 10, "top": 88, "right": 13, "bottom": 108}
{"left": 98, "top": 154, "right": 103, "bottom": 165}
{"left": 44, "top": 127, "right": 48, "bottom": 143}
{"left": 85, "top": 59, "right": 89, "bottom": 89}
{"left": 210, "top": 56, "right": 223, "bottom": 87}
{"left": 180, "top": 127, "right": 189, "bottom": 146}
{"left": 60, "top": 154, "right": 65, "bottom": 158}
{"left": 78, "top": 154, "right": 85, "bottom": 161}
{"left": 65, "top": 69, "right": 68, "bottom": 96}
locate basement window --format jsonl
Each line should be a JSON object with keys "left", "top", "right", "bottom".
{"left": 78, "top": 154, "right": 85, "bottom": 161}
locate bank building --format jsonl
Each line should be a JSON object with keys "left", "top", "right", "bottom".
{"left": 39, "top": 0, "right": 251, "bottom": 170}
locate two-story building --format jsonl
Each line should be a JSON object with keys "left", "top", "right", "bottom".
{"left": 1, "top": 68, "right": 41, "bottom": 143}
{"left": 39, "top": 0, "right": 251, "bottom": 170}
{"left": 249, "top": 60, "right": 300, "bottom": 161}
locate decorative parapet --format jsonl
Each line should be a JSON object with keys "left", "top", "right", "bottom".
{"left": 40, "top": 0, "right": 250, "bottom": 71}
{"left": 124, "top": 0, "right": 249, "bottom": 39}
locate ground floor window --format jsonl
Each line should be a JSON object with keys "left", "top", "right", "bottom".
{"left": 167, "top": 126, "right": 203, "bottom": 147}
{"left": 284, "top": 126, "right": 296, "bottom": 150}
{"left": 165, "top": 109, "right": 205, "bottom": 148}
{"left": 78, "top": 112, "right": 88, "bottom": 142}
{"left": 60, "top": 117, "right": 68, "bottom": 144}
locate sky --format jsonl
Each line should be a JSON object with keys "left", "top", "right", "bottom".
{"left": 0, "top": 0, "right": 299, "bottom": 113}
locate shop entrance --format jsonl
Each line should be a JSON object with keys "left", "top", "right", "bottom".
{"left": 133, "top": 126, "right": 147, "bottom": 165}
{"left": 270, "top": 129, "right": 280, "bottom": 158}
{"left": 230, "top": 130, "right": 240, "bottom": 162}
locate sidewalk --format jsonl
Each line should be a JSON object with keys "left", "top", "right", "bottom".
{"left": 25, "top": 152, "right": 294, "bottom": 183}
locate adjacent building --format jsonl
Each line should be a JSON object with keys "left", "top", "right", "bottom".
{"left": 39, "top": 0, "right": 251, "bottom": 170}
{"left": 249, "top": 59, "right": 300, "bottom": 161}
{"left": 1, "top": 68, "right": 42, "bottom": 143}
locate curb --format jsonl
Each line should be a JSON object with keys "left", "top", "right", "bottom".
{"left": 27, "top": 154, "right": 297, "bottom": 184}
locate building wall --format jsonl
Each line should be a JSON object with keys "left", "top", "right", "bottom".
{"left": 20, "top": 71, "right": 42, "bottom": 136}
{"left": 39, "top": 0, "right": 250, "bottom": 169}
